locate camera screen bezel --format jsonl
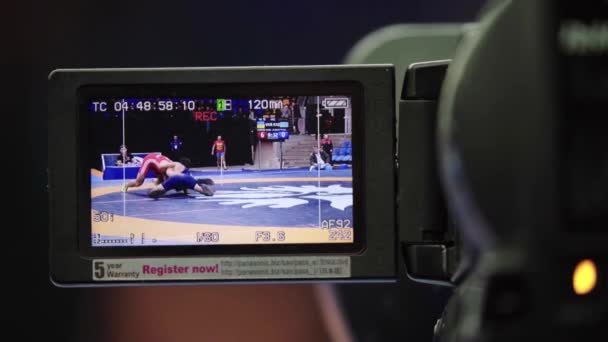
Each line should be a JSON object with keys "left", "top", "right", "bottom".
{"left": 49, "top": 65, "right": 397, "bottom": 285}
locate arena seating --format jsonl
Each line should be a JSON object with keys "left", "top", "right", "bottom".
{"left": 101, "top": 152, "right": 161, "bottom": 180}
{"left": 332, "top": 141, "right": 352, "bottom": 164}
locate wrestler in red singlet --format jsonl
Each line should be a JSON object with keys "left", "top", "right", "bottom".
{"left": 122, "top": 153, "right": 173, "bottom": 192}
{"left": 137, "top": 153, "right": 171, "bottom": 179}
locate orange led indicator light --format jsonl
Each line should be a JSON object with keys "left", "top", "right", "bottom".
{"left": 572, "top": 259, "right": 597, "bottom": 295}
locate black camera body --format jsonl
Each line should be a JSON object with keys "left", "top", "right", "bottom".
{"left": 343, "top": 0, "right": 608, "bottom": 340}
{"left": 407, "top": 0, "right": 608, "bottom": 340}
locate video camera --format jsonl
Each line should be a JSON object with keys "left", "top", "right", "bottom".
{"left": 49, "top": 0, "right": 606, "bottom": 339}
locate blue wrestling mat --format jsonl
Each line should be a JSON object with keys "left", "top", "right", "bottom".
{"left": 92, "top": 169, "right": 352, "bottom": 228}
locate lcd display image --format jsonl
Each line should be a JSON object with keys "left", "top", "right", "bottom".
{"left": 84, "top": 85, "right": 356, "bottom": 248}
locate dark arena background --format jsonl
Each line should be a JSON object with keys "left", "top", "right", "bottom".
{"left": 89, "top": 107, "right": 256, "bottom": 168}
{"left": 88, "top": 96, "right": 349, "bottom": 169}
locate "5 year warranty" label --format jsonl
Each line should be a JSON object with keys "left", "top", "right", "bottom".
{"left": 92, "top": 256, "right": 351, "bottom": 281}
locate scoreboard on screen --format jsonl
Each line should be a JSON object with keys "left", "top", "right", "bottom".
{"left": 256, "top": 120, "right": 290, "bottom": 141}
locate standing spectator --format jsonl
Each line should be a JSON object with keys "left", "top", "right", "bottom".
{"left": 281, "top": 103, "right": 291, "bottom": 119}
{"left": 274, "top": 109, "right": 282, "bottom": 121}
{"left": 320, "top": 134, "right": 334, "bottom": 165}
{"left": 309, "top": 146, "right": 332, "bottom": 171}
{"left": 281, "top": 103, "right": 291, "bottom": 133}
{"left": 300, "top": 103, "right": 307, "bottom": 134}
{"left": 237, "top": 107, "right": 246, "bottom": 119}
{"left": 169, "top": 135, "right": 183, "bottom": 160}
{"left": 322, "top": 110, "right": 335, "bottom": 133}
{"left": 292, "top": 102, "right": 301, "bottom": 134}
{"left": 211, "top": 135, "right": 228, "bottom": 170}
{"left": 248, "top": 112, "right": 257, "bottom": 165}
{"left": 306, "top": 106, "right": 316, "bottom": 135}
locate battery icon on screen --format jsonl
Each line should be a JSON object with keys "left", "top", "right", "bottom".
{"left": 322, "top": 97, "right": 349, "bottom": 109}
{"left": 216, "top": 99, "right": 232, "bottom": 111}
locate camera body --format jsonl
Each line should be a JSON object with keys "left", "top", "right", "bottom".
{"left": 48, "top": 65, "right": 397, "bottom": 286}
{"left": 342, "top": 0, "right": 608, "bottom": 340}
